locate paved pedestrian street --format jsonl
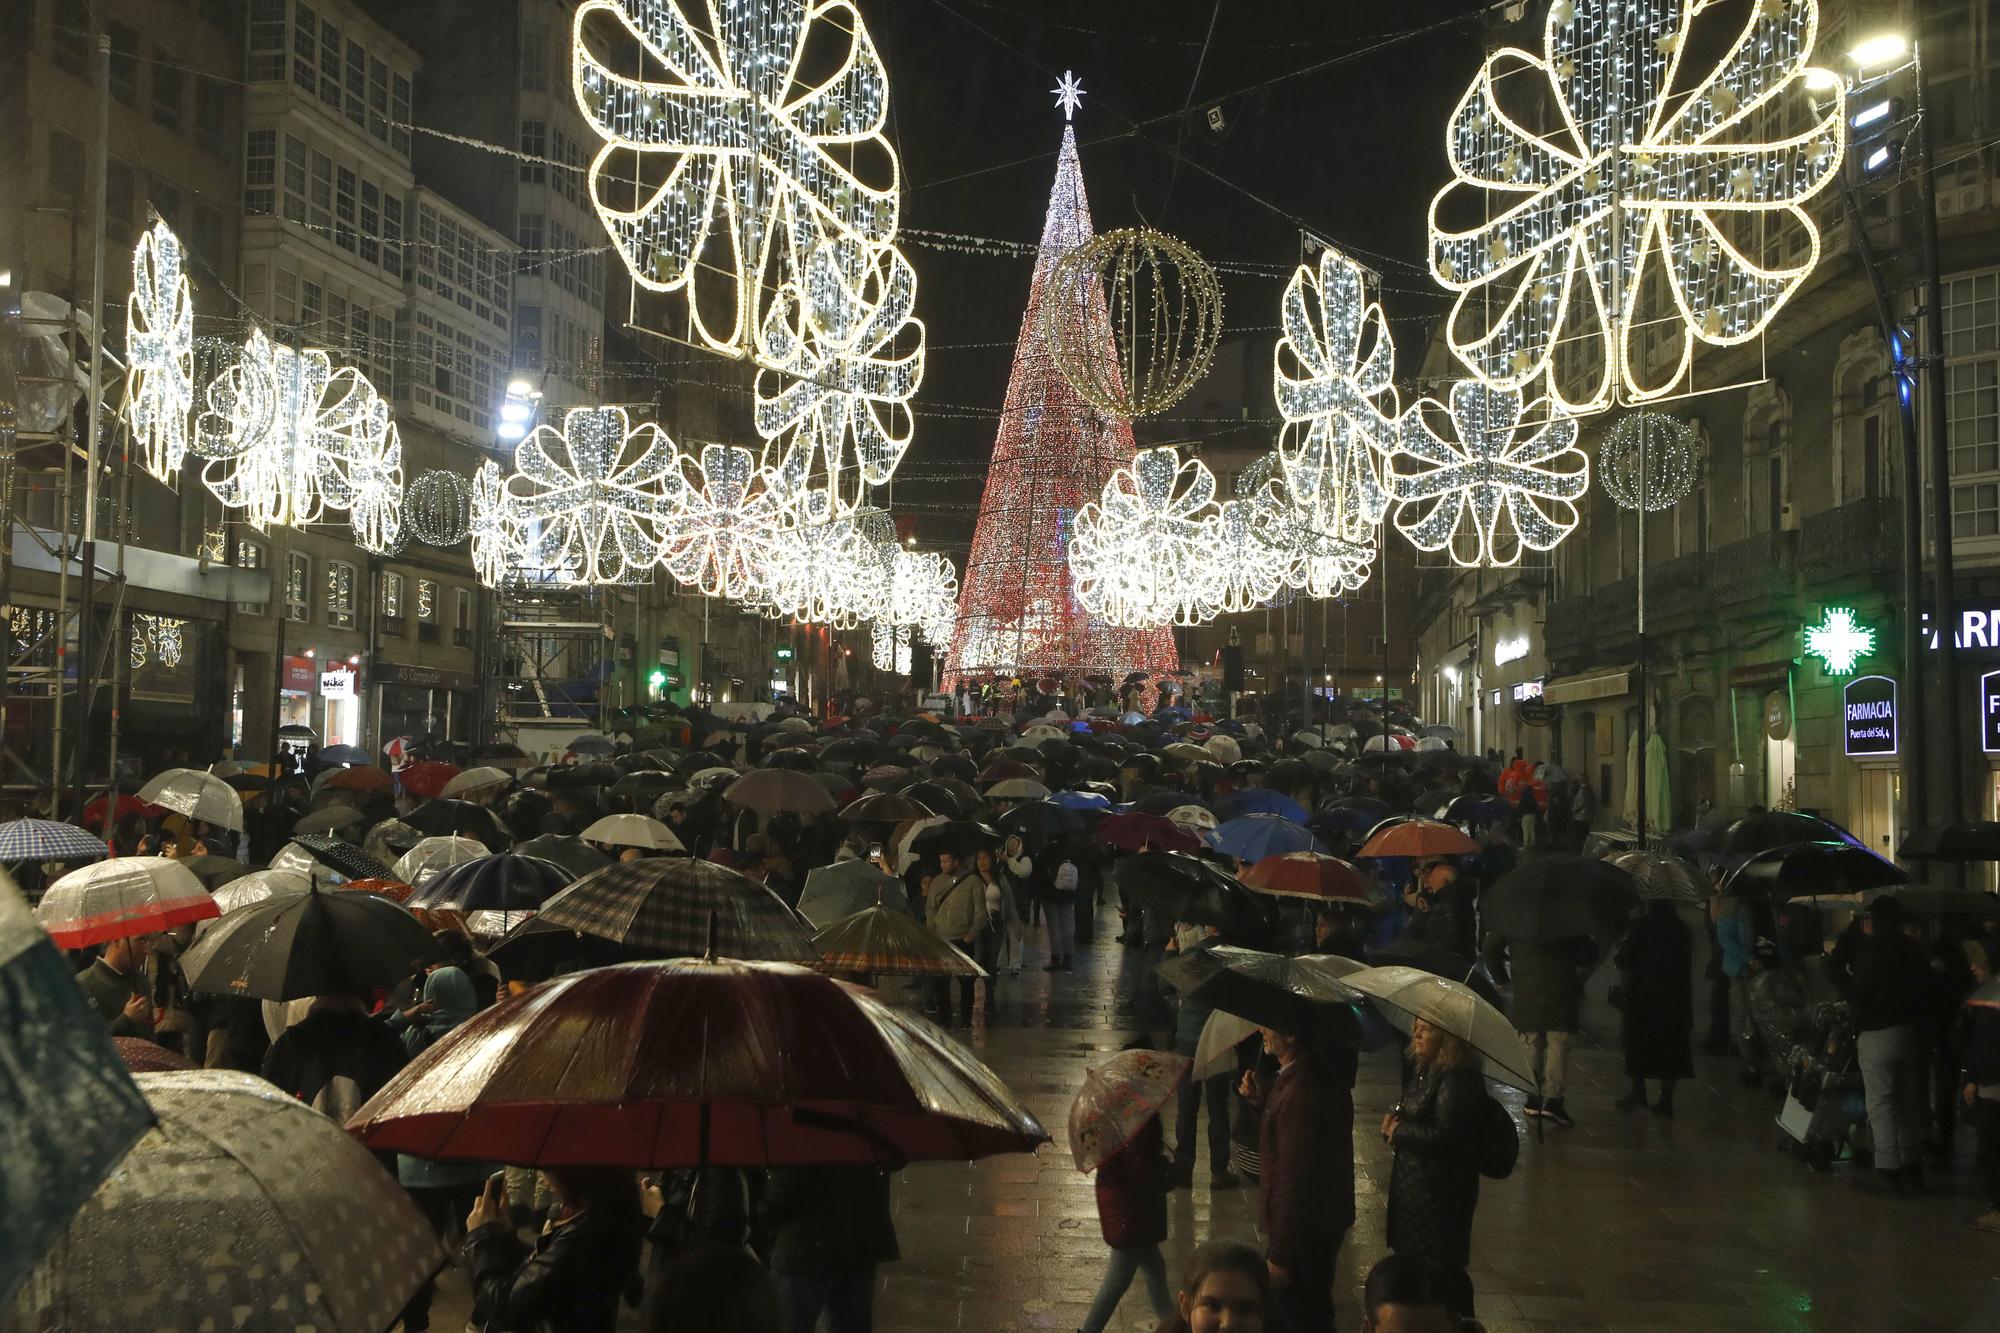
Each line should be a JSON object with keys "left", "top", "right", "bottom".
{"left": 429, "top": 904, "right": 2000, "bottom": 1333}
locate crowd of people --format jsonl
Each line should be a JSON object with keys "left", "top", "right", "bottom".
{"left": 31, "top": 682, "right": 2000, "bottom": 1331}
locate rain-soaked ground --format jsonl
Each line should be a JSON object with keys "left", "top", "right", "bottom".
{"left": 432, "top": 899, "right": 2000, "bottom": 1332}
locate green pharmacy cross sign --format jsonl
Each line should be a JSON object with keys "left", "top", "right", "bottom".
{"left": 1803, "top": 607, "right": 1876, "bottom": 675}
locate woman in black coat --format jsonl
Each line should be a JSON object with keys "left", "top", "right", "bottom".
{"left": 1382, "top": 1017, "right": 1485, "bottom": 1271}
{"left": 466, "top": 1167, "right": 646, "bottom": 1332}
{"left": 1614, "top": 899, "right": 1696, "bottom": 1116}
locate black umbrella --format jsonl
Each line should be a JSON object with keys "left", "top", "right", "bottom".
{"left": 547, "top": 762, "right": 620, "bottom": 789}
{"left": 930, "top": 753, "right": 977, "bottom": 782}
{"left": 180, "top": 885, "right": 442, "bottom": 1001}
{"left": 1869, "top": 886, "right": 2000, "bottom": 920}
{"left": 1721, "top": 810, "right": 1860, "bottom": 857}
{"left": 760, "top": 748, "right": 821, "bottom": 773}
{"left": 1724, "top": 841, "right": 1907, "bottom": 898}
{"left": 278, "top": 835, "right": 393, "bottom": 882}
{"left": 993, "top": 800, "right": 1088, "bottom": 844}
{"left": 511, "top": 833, "right": 614, "bottom": 880}
{"left": 1130, "top": 789, "right": 1197, "bottom": 816}
{"left": 407, "top": 854, "right": 573, "bottom": 912}
{"left": 900, "top": 781, "right": 969, "bottom": 818}
{"left": 908, "top": 819, "right": 1004, "bottom": 858}
{"left": 1110, "top": 851, "right": 1272, "bottom": 941}
{"left": 1898, "top": 821, "right": 2000, "bottom": 862}
{"left": 484, "top": 915, "right": 636, "bottom": 984}
{"left": 1482, "top": 854, "right": 1640, "bottom": 942}
{"left": 179, "top": 854, "right": 253, "bottom": 890}
{"left": 1161, "top": 945, "right": 1377, "bottom": 1046}
{"left": 276, "top": 724, "right": 318, "bottom": 742}
{"left": 607, "top": 771, "right": 677, "bottom": 813}
{"left": 404, "top": 799, "right": 514, "bottom": 849}
{"left": 819, "top": 737, "right": 887, "bottom": 765}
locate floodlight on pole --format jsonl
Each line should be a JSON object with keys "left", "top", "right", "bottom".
{"left": 1849, "top": 33, "right": 1909, "bottom": 71}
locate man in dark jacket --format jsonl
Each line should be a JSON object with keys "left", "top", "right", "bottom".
{"left": 1844, "top": 897, "right": 1933, "bottom": 1195}
{"left": 1480, "top": 928, "right": 1596, "bottom": 1127}
{"left": 757, "top": 1164, "right": 899, "bottom": 1333}
{"left": 1250, "top": 1026, "right": 1355, "bottom": 1333}
{"left": 260, "top": 991, "right": 409, "bottom": 1124}
{"left": 1168, "top": 926, "right": 1234, "bottom": 1189}
{"left": 77, "top": 933, "right": 155, "bottom": 1038}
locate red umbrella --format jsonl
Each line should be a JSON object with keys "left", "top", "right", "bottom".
{"left": 1095, "top": 811, "right": 1201, "bottom": 854}
{"left": 1355, "top": 819, "right": 1481, "bottom": 860}
{"left": 79, "top": 794, "right": 161, "bottom": 829}
{"left": 113, "top": 1035, "right": 195, "bottom": 1073}
{"left": 399, "top": 761, "right": 461, "bottom": 801}
{"left": 346, "top": 957, "right": 1049, "bottom": 1168}
{"left": 325, "top": 766, "right": 393, "bottom": 793}
{"left": 1240, "top": 852, "right": 1375, "bottom": 903}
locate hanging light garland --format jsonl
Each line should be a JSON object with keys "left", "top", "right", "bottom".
{"left": 1599, "top": 410, "right": 1702, "bottom": 510}
{"left": 1043, "top": 227, "right": 1222, "bottom": 418}
{"left": 123, "top": 219, "right": 194, "bottom": 484}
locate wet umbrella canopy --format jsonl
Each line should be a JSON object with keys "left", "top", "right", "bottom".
{"left": 179, "top": 885, "right": 443, "bottom": 1001}
{"left": 406, "top": 854, "right": 574, "bottom": 914}
{"left": 1068, "top": 1048, "right": 1188, "bottom": 1173}
{"left": 812, "top": 905, "right": 985, "bottom": 977}
{"left": 535, "top": 858, "right": 817, "bottom": 960}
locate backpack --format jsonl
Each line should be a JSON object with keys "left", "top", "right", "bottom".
{"left": 1476, "top": 1089, "right": 1520, "bottom": 1179}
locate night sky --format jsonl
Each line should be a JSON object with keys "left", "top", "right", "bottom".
{"left": 870, "top": 0, "right": 1503, "bottom": 550}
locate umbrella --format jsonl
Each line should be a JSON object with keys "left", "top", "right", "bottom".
{"left": 207, "top": 868, "right": 315, "bottom": 918}
{"left": 1439, "top": 794, "right": 1512, "bottom": 825}
{"left": 0, "top": 819, "right": 106, "bottom": 863}
{"left": 1214, "top": 789, "right": 1310, "bottom": 824}
{"left": 568, "top": 733, "right": 617, "bottom": 755}
{"left": 16, "top": 1070, "right": 440, "bottom": 1333}
{"left": 511, "top": 833, "right": 614, "bottom": 880}
{"left": 135, "top": 767, "right": 244, "bottom": 832}
{"left": 1724, "top": 841, "right": 1908, "bottom": 898}
{"left": 1356, "top": 819, "right": 1480, "bottom": 859}
{"left": 1604, "top": 851, "right": 1711, "bottom": 903}
{"left": 1240, "top": 852, "right": 1374, "bottom": 903}
{"left": 797, "top": 861, "right": 913, "bottom": 928}
{"left": 35, "top": 857, "right": 217, "bottom": 948}
{"left": 1721, "top": 810, "right": 1861, "bottom": 857}
{"left": 79, "top": 793, "right": 159, "bottom": 829}
{"left": 1097, "top": 811, "right": 1201, "bottom": 854}
{"left": 724, "top": 768, "right": 838, "bottom": 815}
{"left": 994, "top": 800, "right": 1088, "bottom": 844}
{"left": 180, "top": 885, "right": 443, "bottom": 1000}
{"left": 293, "top": 804, "right": 363, "bottom": 835}
{"left": 347, "top": 958, "right": 1049, "bottom": 1167}
{"left": 407, "top": 854, "right": 573, "bottom": 914}
{"left": 399, "top": 760, "right": 463, "bottom": 800}
{"left": 1067, "top": 1049, "right": 1190, "bottom": 1173}
{"left": 275, "top": 723, "right": 318, "bottom": 741}
{"left": 580, "top": 813, "right": 687, "bottom": 852}
{"left": 1482, "top": 855, "right": 1640, "bottom": 941}
{"left": 813, "top": 905, "right": 985, "bottom": 977}
{"left": 839, "top": 792, "right": 936, "bottom": 824}
{"left": 1193, "top": 1009, "right": 1260, "bottom": 1080}
{"left": 1109, "top": 852, "right": 1273, "bottom": 940}
{"left": 404, "top": 798, "right": 514, "bottom": 848}
{"left": 1969, "top": 977, "right": 2000, "bottom": 1010}
{"left": 324, "top": 765, "right": 393, "bottom": 793}
{"left": 440, "top": 765, "right": 513, "bottom": 799}
{"left": 0, "top": 875, "right": 153, "bottom": 1308}
{"left": 537, "top": 858, "right": 816, "bottom": 960}
{"left": 177, "top": 853, "right": 252, "bottom": 890}
{"left": 986, "top": 777, "right": 1052, "bottom": 801}
{"left": 275, "top": 835, "right": 394, "bottom": 883}
{"left": 977, "top": 760, "right": 1041, "bottom": 785}
{"left": 1311, "top": 799, "right": 1391, "bottom": 836}
{"left": 1208, "top": 813, "right": 1323, "bottom": 863}
{"left": 1869, "top": 886, "right": 2000, "bottom": 921}
{"left": 1899, "top": 821, "right": 2000, "bottom": 862}
{"left": 1166, "top": 804, "right": 1219, "bottom": 834}
{"left": 389, "top": 835, "right": 490, "bottom": 887}
{"left": 1343, "top": 965, "right": 1537, "bottom": 1092}
{"left": 112, "top": 1035, "right": 195, "bottom": 1074}
{"left": 1052, "top": 790, "right": 1113, "bottom": 812}
{"left": 1167, "top": 946, "right": 1380, "bottom": 1046}
{"left": 907, "top": 819, "right": 1004, "bottom": 859}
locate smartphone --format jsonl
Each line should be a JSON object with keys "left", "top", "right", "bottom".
{"left": 869, "top": 842, "right": 883, "bottom": 861}
{"left": 484, "top": 1171, "right": 508, "bottom": 1202}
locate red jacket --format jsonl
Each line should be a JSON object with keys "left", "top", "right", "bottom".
{"left": 1095, "top": 1117, "right": 1169, "bottom": 1250}
{"left": 1258, "top": 1056, "right": 1355, "bottom": 1271}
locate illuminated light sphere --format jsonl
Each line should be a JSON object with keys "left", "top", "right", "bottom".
{"left": 1043, "top": 227, "right": 1222, "bottom": 419}
{"left": 1599, "top": 411, "right": 1701, "bottom": 511}
{"left": 469, "top": 460, "right": 519, "bottom": 588}
{"left": 660, "top": 443, "right": 786, "bottom": 601}
{"left": 1427, "top": 0, "right": 1846, "bottom": 411}
{"left": 508, "top": 405, "right": 682, "bottom": 586}
{"left": 1070, "top": 445, "right": 1221, "bottom": 627}
{"left": 1387, "top": 380, "right": 1588, "bottom": 568}
{"left": 124, "top": 219, "right": 195, "bottom": 483}
{"left": 572, "top": 0, "right": 901, "bottom": 360}
{"left": 406, "top": 469, "right": 475, "bottom": 546}
{"left": 757, "top": 237, "right": 924, "bottom": 517}
{"left": 1803, "top": 606, "right": 1875, "bottom": 675}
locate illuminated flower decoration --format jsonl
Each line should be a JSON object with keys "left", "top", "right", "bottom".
{"left": 1071, "top": 446, "right": 1219, "bottom": 628}
{"left": 757, "top": 237, "right": 924, "bottom": 515}
{"left": 469, "top": 460, "right": 519, "bottom": 587}
{"left": 508, "top": 406, "right": 682, "bottom": 586}
{"left": 871, "top": 620, "right": 912, "bottom": 675}
{"left": 340, "top": 419, "right": 405, "bottom": 555}
{"left": 1387, "top": 380, "right": 1588, "bottom": 568}
{"left": 1195, "top": 490, "right": 1289, "bottom": 616}
{"left": 1428, "top": 0, "right": 1846, "bottom": 410}
{"left": 1273, "top": 245, "right": 1396, "bottom": 592}
{"left": 661, "top": 443, "right": 785, "bottom": 600}
{"left": 764, "top": 494, "right": 874, "bottom": 624}
{"left": 125, "top": 220, "right": 195, "bottom": 483}
{"left": 572, "top": 0, "right": 900, "bottom": 359}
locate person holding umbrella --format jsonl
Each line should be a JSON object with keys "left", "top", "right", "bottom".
{"left": 1613, "top": 900, "right": 1695, "bottom": 1117}
{"left": 1381, "top": 1017, "right": 1488, "bottom": 1277}
{"left": 77, "top": 931, "right": 156, "bottom": 1038}
{"left": 926, "top": 848, "right": 985, "bottom": 1026}
{"left": 1167, "top": 922, "right": 1236, "bottom": 1191}
{"left": 1478, "top": 918, "right": 1596, "bottom": 1128}
{"left": 1238, "top": 1022, "right": 1354, "bottom": 1333}
{"left": 1842, "top": 896, "right": 1934, "bottom": 1196}
{"left": 1069, "top": 1048, "right": 1186, "bottom": 1333}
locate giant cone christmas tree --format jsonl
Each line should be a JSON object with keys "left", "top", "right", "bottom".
{"left": 943, "top": 124, "right": 1179, "bottom": 690}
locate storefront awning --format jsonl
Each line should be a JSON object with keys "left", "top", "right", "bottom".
{"left": 1542, "top": 664, "right": 1636, "bottom": 706}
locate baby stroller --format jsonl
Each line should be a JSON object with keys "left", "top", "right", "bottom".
{"left": 1775, "top": 996, "right": 1866, "bottom": 1172}
{"left": 1745, "top": 960, "right": 1829, "bottom": 1087}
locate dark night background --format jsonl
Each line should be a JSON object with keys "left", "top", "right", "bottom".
{"left": 866, "top": 0, "right": 1504, "bottom": 553}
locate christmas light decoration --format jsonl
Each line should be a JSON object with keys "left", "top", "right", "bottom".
{"left": 943, "top": 116, "right": 1177, "bottom": 689}
{"left": 130, "top": 614, "right": 186, "bottom": 670}
{"left": 756, "top": 236, "right": 924, "bottom": 515}
{"left": 1044, "top": 227, "right": 1222, "bottom": 418}
{"left": 1427, "top": 0, "right": 1846, "bottom": 411}
{"left": 341, "top": 420, "right": 404, "bottom": 555}
{"left": 660, "top": 443, "right": 785, "bottom": 601}
{"left": 1071, "top": 444, "right": 1220, "bottom": 627}
{"left": 1387, "top": 380, "right": 1588, "bottom": 568}
{"left": 1599, "top": 410, "right": 1701, "bottom": 509}
{"left": 871, "top": 620, "right": 912, "bottom": 675}
{"left": 1196, "top": 489, "right": 1291, "bottom": 616}
{"left": 763, "top": 496, "right": 871, "bottom": 624}
{"left": 1272, "top": 244, "right": 1397, "bottom": 596}
{"left": 406, "top": 469, "right": 474, "bottom": 546}
{"left": 508, "top": 405, "right": 682, "bottom": 586}
{"left": 1803, "top": 606, "right": 1874, "bottom": 675}
{"left": 572, "top": 0, "right": 900, "bottom": 360}
{"left": 124, "top": 219, "right": 194, "bottom": 483}
{"left": 468, "top": 460, "right": 518, "bottom": 587}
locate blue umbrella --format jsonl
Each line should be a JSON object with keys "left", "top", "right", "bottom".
{"left": 1208, "top": 814, "right": 1323, "bottom": 862}
{"left": 1053, "top": 790, "right": 1113, "bottom": 811}
{"left": 0, "top": 819, "right": 108, "bottom": 863}
{"left": 1214, "top": 789, "right": 1309, "bottom": 824}
{"left": 317, "top": 744, "right": 371, "bottom": 765}
{"left": 0, "top": 878, "right": 152, "bottom": 1306}
{"left": 406, "top": 854, "right": 573, "bottom": 912}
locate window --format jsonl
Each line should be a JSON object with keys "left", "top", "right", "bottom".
{"left": 246, "top": 129, "right": 278, "bottom": 215}
{"left": 285, "top": 551, "right": 312, "bottom": 622}
{"left": 515, "top": 304, "right": 542, "bottom": 368}
{"left": 319, "top": 17, "right": 342, "bottom": 109}
{"left": 359, "top": 180, "right": 380, "bottom": 265}
{"left": 248, "top": 0, "right": 286, "bottom": 81}
{"left": 519, "top": 120, "right": 546, "bottom": 183}
{"left": 454, "top": 588, "right": 475, "bottom": 647}
{"left": 368, "top": 56, "right": 390, "bottom": 142}
{"left": 192, "top": 202, "right": 223, "bottom": 269}
{"left": 326, "top": 560, "right": 357, "bottom": 629}
{"left": 153, "top": 49, "right": 184, "bottom": 130}
{"left": 109, "top": 23, "right": 140, "bottom": 107}
{"left": 52, "top": 12, "right": 87, "bottom": 76}
{"left": 392, "top": 74, "right": 411, "bottom": 156}
{"left": 310, "top": 150, "right": 332, "bottom": 232}
{"left": 293, "top": 3, "right": 317, "bottom": 92}
{"left": 382, "top": 193, "right": 404, "bottom": 276}
{"left": 1766, "top": 421, "right": 1785, "bottom": 533}
{"left": 235, "top": 538, "right": 269, "bottom": 615}
{"left": 281, "top": 134, "right": 307, "bottom": 223}
{"left": 1861, "top": 375, "right": 1888, "bottom": 499}
{"left": 417, "top": 578, "right": 440, "bottom": 643}
{"left": 48, "top": 129, "right": 84, "bottom": 205}
{"left": 149, "top": 179, "right": 181, "bottom": 230}
{"left": 197, "top": 79, "right": 227, "bottom": 153}
{"left": 518, "top": 212, "right": 544, "bottom": 276}
{"left": 105, "top": 161, "right": 135, "bottom": 233}
{"left": 522, "top": 27, "right": 548, "bottom": 91}
{"left": 344, "top": 38, "right": 367, "bottom": 128}
{"left": 334, "top": 166, "right": 357, "bottom": 251}
{"left": 1948, "top": 271, "right": 2000, "bottom": 543}
{"left": 380, "top": 571, "right": 405, "bottom": 631}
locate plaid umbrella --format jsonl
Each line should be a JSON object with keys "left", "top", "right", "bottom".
{"left": 273, "top": 836, "right": 393, "bottom": 883}
{"left": 35, "top": 858, "right": 218, "bottom": 948}
{"left": 1067, "top": 1049, "right": 1189, "bottom": 1173}
{"left": 0, "top": 819, "right": 107, "bottom": 863}
{"left": 724, "top": 769, "right": 837, "bottom": 815}
{"left": 535, "top": 859, "right": 816, "bottom": 961}
{"left": 812, "top": 905, "right": 984, "bottom": 977}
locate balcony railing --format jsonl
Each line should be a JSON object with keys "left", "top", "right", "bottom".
{"left": 1799, "top": 496, "right": 1901, "bottom": 585}
{"left": 1711, "top": 529, "right": 1799, "bottom": 607}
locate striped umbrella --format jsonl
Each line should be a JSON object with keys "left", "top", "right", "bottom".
{"left": 35, "top": 857, "right": 218, "bottom": 948}
{"left": 0, "top": 819, "right": 108, "bottom": 863}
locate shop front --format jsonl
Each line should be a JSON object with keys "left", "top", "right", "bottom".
{"left": 277, "top": 654, "right": 316, "bottom": 758}
{"left": 1841, "top": 673, "right": 1901, "bottom": 862}
{"left": 319, "top": 665, "right": 363, "bottom": 748}
{"left": 376, "top": 661, "right": 480, "bottom": 756}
